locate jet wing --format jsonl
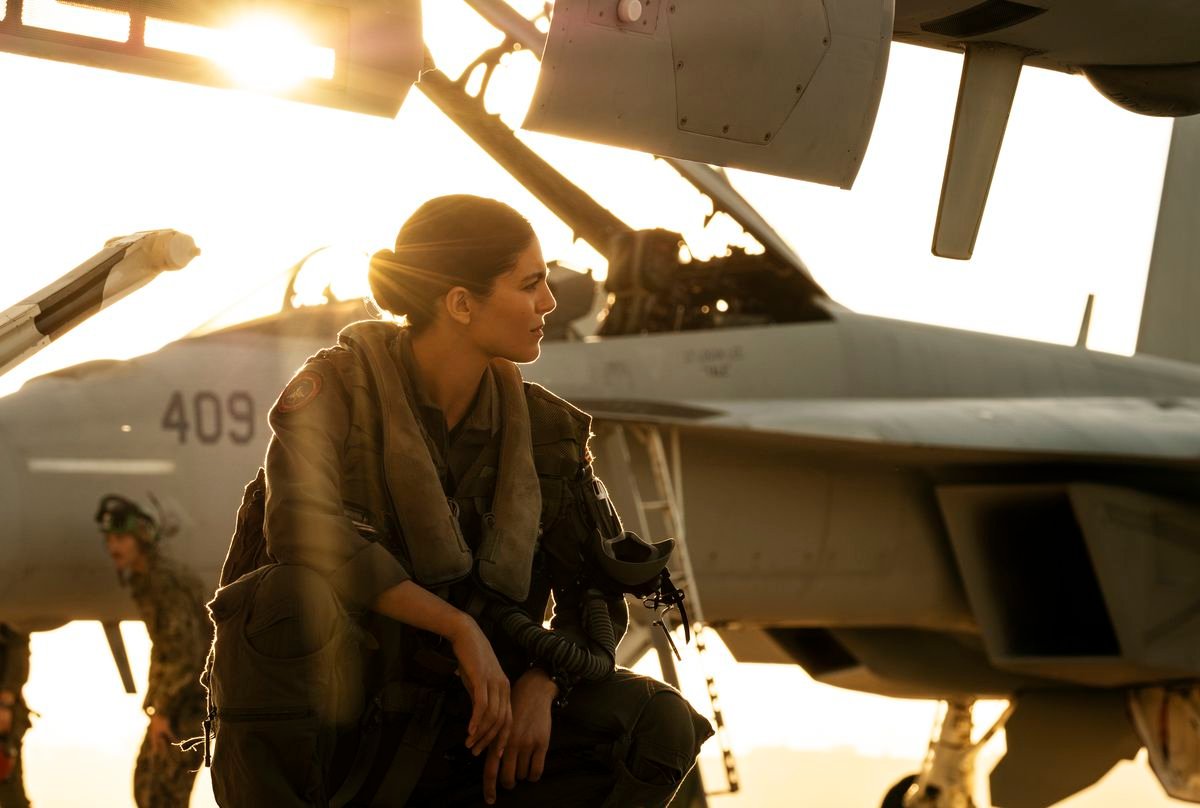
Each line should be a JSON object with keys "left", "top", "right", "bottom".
{"left": 575, "top": 396, "right": 1200, "bottom": 464}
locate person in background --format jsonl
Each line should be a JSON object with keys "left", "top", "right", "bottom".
{"left": 96, "top": 495, "right": 210, "bottom": 808}
{"left": 0, "top": 625, "right": 31, "bottom": 808}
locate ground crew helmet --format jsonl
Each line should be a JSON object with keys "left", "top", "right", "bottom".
{"left": 95, "top": 494, "right": 158, "bottom": 546}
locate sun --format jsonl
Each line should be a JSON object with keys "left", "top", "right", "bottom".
{"left": 143, "top": 11, "right": 334, "bottom": 94}
{"left": 214, "top": 12, "right": 334, "bottom": 92}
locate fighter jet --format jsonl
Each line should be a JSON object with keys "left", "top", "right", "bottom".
{"left": 2, "top": 1, "right": 1200, "bottom": 806}
{"left": 1, "top": 20, "right": 1199, "bottom": 801}
{"left": 1, "top": 0, "right": 1197, "bottom": 259}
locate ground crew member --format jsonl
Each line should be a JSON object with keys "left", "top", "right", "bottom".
{"left": 206, "top": 194, "right": 713, "bottom": 806}
{"left": 0, "top": 626, "right": 31, "bottom": 808}
{"left": 96, "top": 495, "right": 210, "bottom": 808}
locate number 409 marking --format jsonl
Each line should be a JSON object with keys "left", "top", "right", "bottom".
{"left": 161, "top": 391, "right": 255, "bottom": 445}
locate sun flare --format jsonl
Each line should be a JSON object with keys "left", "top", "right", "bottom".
{"left": 144, "top": 12, "right": 334, "bottom": 93}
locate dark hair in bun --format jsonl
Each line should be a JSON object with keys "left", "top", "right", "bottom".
{"left": 368, "top": 195, "right": 535, "bottom": 332}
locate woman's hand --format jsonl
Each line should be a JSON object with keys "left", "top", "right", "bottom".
{"left": 372, "top": 582, "right": 512, "bottom": 756}
{"left": 498, "top": 668, "right": 558, "bottom": 791}
{"left": 369, "top": 583, "right": 514, "bottom": 802}
{"left": 447, "top": 617, "right": 512, "bottom": 760}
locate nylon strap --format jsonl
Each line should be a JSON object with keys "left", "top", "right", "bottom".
{"left": 328, "top": 682, "right": 446, "bottom": 808}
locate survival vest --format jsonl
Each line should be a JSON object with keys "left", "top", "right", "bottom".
{"left": 216, "top": 321, "right": 591, "bottom": 594}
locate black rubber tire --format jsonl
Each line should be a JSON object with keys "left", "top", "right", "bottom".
{"left": 880, "top": 774, "right": 919, "bottom": 808}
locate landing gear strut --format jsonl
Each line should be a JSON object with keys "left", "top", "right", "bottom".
{"left": 879, "top": 699, "right": 1014, "bottom": 808}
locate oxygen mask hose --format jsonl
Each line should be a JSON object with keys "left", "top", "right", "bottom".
{"left": 490, "top": 598, "right": 616, "bottom": 683}
{"left": 582, "top": 589, "right": 618, "bottom": 658}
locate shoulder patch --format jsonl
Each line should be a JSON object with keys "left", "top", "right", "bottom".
{"left": 277, "top": 370, "right": 323, "bottom": 413}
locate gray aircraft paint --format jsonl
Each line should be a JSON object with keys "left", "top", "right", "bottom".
{"left": 893, "top": 0, "right": 1200, "bottom": 70}
{"left": 2, "top": 300, "right": 1198, "bottom": 646}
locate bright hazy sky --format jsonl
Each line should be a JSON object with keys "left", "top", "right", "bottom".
{"left": 0, "top": 0, "right": 1174, "bottom": 396}
{"left": 0, "top": 0, "right": 1185, "bottom": 805}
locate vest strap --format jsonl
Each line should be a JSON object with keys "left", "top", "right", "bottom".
{"left": 328, "top": 682, "right": 446, "bottom": 808}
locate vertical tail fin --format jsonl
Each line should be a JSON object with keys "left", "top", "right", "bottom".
{"left": 1136, "top": 116, "right": 1200, "bottom": 363}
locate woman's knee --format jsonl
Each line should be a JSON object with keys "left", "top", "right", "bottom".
{"left": 245, "top": 564, "right": 343, "bottom": 658}
{"left": 627, "top": 689, "right": 714, "bottom": 786}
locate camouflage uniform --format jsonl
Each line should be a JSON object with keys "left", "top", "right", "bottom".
{"left": 129, "top": 558, "right": 211, "bottom": 808}
{"left": 0, "top": 626, "right": 30, "bottom": 808}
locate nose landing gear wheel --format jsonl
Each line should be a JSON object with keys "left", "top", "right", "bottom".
{"left": 877, "top": 699, "right": 1015, "bottom": 808}
{"left": 881, "top": 774, "right": 918, "bottom": 808}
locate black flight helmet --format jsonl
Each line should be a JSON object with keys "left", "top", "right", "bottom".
{"left": 592, "top": 530, "right": 675, "bottom": 595}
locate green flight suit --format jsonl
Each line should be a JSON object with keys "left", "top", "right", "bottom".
{"left": 208, "top": 324, "right": 711, "bottom": 807}
{"left": 0, "top": 626, "right": 30, "bottom": 808}
{"left": 130, "top": 558, "right": 211, "bottom": 808}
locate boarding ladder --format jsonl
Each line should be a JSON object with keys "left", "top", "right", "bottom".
{"left": 606, "top": 423, "right": 741, "bottom": 798}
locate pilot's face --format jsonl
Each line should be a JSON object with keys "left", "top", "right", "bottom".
{"left": 104, "top": 531, "right": 143, "bottom": 573}
{"left": 468, "top": 238, "right": 557, "bottom": 364}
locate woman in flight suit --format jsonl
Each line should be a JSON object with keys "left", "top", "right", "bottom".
{"left": 207, "top": 194, "right": 711, "bottom": 807}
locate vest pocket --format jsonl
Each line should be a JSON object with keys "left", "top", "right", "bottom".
{"left": 210, "top": 708, "right": 324, "bottom": 807}
{"left": 207, "top": 565, "right": 366, "bottom": 805}
{"left": 212, "top": 566, "right": 361, "bottom": 710}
